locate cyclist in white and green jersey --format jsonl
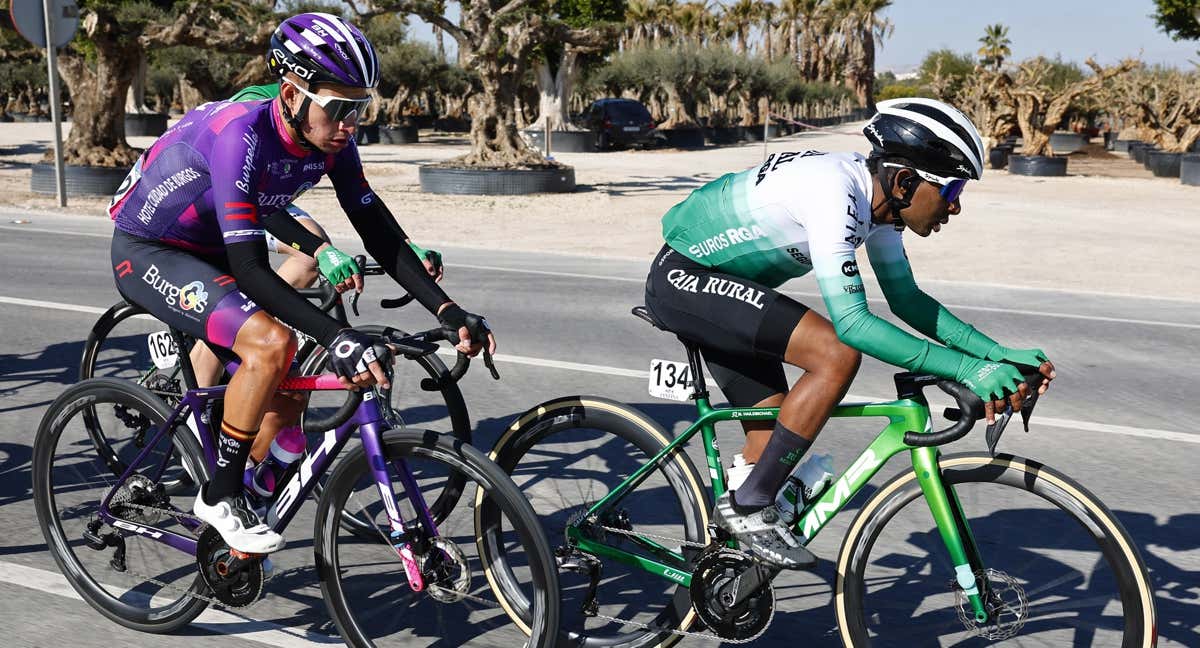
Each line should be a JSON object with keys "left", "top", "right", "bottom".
{"left": 644, "top": 97, "right": 1057, "bottom": 569}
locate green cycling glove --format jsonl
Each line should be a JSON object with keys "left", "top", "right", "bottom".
{"left": 956, "top": 357, "right": 1025, "bottom": 403}
{"left": 985, "top": 345, "right": 1049, "bottom": 371}
{"left": 316, "top": 246, "right": 361, "bottom": 286}
{"left": 407, "top": 241, "right": 443, "bottom": 275}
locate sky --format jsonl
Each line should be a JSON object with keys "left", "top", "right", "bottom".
{"left": 405, "top": 0, "right": 1199, "bottom": 73}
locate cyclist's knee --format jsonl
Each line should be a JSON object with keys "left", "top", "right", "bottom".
{"left": 233, "top": 315, "right": 297, "bottom": 375}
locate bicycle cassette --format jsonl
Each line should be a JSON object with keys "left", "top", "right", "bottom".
{"left": 196, "top": 524, "right": 265, "bottom": 607}
{"left": 689, "top": 548, "right": 775, "bottom": 640}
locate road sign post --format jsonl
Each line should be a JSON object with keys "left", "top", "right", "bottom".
{"left": 11, "top": 0, "right": 80, "bottom": 207}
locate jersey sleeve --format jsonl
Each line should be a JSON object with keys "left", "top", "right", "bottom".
{"left": 326, "top": 140, "right": 377, "bottom": 212}
{"left": 208, "top": 119, "right": 267, "bottom": 246}
{"left": 866, "top": 230, "right": 1000, "bottom": 359}
{"left": 806, "top": 183, "right": 970, "bottom": 380}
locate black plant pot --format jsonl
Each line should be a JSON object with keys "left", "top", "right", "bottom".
{"left": 523, "top": 129, "right": 598, "bottom": 153}
{"left": 705, "top": 126, "right": 744, "bottom": 145}
{"left": 743, "top": 124, "right": 781, "bottom": 142}
{"left": 357, "top": 124, "right": 379, "bottom": 145}
{"left": 1180, "top": 154, "right": 1200, "bottom": 186}
{"left": 1008, "top": 155, "right": 1067, "bottom": 176}
{"left": 419, "top": 165, "right": 575, "bottom": 195}
{"left": 659, "top": 128, "right": 705, "bottom": 149}
{"left": 988, "top": 146, "right": 1013, "bottom": 170}
{"left": 1113, "top": 139, "right": 1134, "bottom": 153}
{"left": 434, "top": 117, "right": 470, "bottom": 132}
{"left": 380, "top": 125, "right": 420, "bottom": 144}
{"left": 1130, "top": 143, "right": 1156, "bottom": 164}
{"left": 1145, "top": 150, "right": 1182, "bottom": 178}
{"left": 1102, "top": 132, "right": 1115, "bottom": 150}
{"left": 1049, "top": 132, "right": 1086, "bottom": 154}
{"left": 31, "top": 163, "right": 129, "bottom": 196}
{"left": 125, "top": 112, "right": 168, "bottom": 137}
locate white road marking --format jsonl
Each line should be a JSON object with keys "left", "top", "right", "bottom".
{"left": 5, "top": 294, "right": 1197, "bottom": 445}
{"left": 451, "top": 264, "right": 1200, "bottom": 330}
{"left": 0, "top": 562, "right": 339, "bottom": 646}
{"left": 0, "top": 224, "right": 111, "bottom": 239}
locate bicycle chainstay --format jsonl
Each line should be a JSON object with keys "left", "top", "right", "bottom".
{"left": 577, "top": 521, "right": 774, "bottom": 644}
{"left": 85, "top": 500, "right": 502, "bottom": 611}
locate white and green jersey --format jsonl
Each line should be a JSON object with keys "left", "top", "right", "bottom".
{"left": 662, "top": 150, "right": 1002, "bottom": 380}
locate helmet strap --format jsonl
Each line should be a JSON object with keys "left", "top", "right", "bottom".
{"left": 279, "top": 92, "right": 321, "bottom": 153}
{"left": 890, "top": 172, "right": 920, "bottom": 231}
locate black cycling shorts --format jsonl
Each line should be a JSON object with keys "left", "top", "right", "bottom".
{"left": 111, "top": 229, "right": 261, "bottom": 359}
{"left": 644, "top": 245, "right": 810, "bottom": 406}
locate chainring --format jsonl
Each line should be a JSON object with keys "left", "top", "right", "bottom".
{"left": 689, "top": 548, "right": 775, "bottom": 640}
{"left": 424, "top": 538, "right": 472, "bottom": 603}
{"left": 195, "top": 525, "right": 265, "bottom": 608}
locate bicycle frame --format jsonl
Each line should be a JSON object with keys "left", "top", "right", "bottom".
{"left": 565, "top": 394, "right": 995, "bottom": 623}
{"left": 96, "top": 376, "right": 430, "bottom": 558}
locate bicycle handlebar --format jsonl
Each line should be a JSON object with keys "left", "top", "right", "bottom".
{"left": 903, "top": 380, "right": 985, "bottom": 447}
{"left": 899, "top": 371, "right": 1044, "bottom": 448}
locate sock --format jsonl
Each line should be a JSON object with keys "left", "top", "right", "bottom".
{"left": 732, "top": 421, "right": 811, "bottom": 511}
{"left": 206, "top": 420, "right": 257, "bottom": 503}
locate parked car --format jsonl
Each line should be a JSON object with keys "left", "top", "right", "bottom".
{"left": 578, "top": 98, "right": 658, "bottom": 150}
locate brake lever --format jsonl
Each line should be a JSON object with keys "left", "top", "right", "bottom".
{"left": 351, "top": 291, "right": 361, "bottom": 318}
{"left": 483, "top": 349, "right": 500, "bottom": 380}
{"left": 984, "top": 374, "right": 1045, "bottom": 455}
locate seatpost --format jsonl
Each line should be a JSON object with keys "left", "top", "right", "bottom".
{"left": 171, "top": 328, "right": 199, "bottom": 392}
{"left": 681, "top": 338, "right": 709, "bottom": 401}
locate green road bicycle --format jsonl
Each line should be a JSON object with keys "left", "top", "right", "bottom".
{"left": 478, "top": 306, "right": 1156, "bottom": 647}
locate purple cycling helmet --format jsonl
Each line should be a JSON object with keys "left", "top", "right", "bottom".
{"left": 268, "top": 12, "right": 378, "bottom": 89}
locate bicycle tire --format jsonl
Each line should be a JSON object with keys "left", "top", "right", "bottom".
{"left": 33, "top": 378, "right": 210, "bottom": 633}
{"left": 314, "top": 429, "right": 561, "bottom": 648}
{"left": 481, "top": 396, "right": 709, "bottom": 648}
{"left": 300, "top": 324, "right": 471, "bottom": 535}
{"left": 834, "top": 452, "right": 1156, "bottom": 647}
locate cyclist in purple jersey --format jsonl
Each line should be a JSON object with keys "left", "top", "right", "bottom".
{"left": 108, "top": 12, "right": 495, "bottom": 554}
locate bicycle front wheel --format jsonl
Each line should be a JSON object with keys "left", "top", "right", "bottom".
{"left": 314, "top": 429, "right": 560, "bottom": 648}
{"left": 835, "top": 452, "right": 1156, "bottom": 647}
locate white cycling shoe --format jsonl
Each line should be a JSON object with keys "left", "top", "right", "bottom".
{"left": 193, "top": 491, "right": 285, "bottom": 554}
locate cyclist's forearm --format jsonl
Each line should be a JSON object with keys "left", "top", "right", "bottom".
{"left": 346, "top": 202, "right": 450, "bottom": 314}
{"left": 225, "top": 240, "right": 342, "bottom": 347}
{"left": 260, "top": 209, "right": 327, "bottom": 257}
{"left": 881, "top": 284, "right": 1000, "bottom": 359}
{"left": 829, "top": 299, "right": 974, "bottom": 380}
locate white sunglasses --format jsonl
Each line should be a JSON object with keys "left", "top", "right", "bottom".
{"left": 287, "top": 81, "right": 372, "bottom": 124}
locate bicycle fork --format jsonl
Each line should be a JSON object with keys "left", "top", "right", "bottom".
{"left": 911, "top": 447, "right": 990, "bottom": 624}
{"left": 360, "top": 424, "right": 437, "bottom": 593}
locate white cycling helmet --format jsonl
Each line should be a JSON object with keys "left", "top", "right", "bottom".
{"left": 864, "top": 97, "right": 985, "bottom": 180}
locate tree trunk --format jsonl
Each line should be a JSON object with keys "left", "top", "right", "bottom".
{"left": 455, "top": 65, "right": 547, "bottom": 167}
{"left": 531, "top": 50, "right": 580, "bottom": 131}
{"left": 125, "top": 52, "right": 153, "bottom": 113}
{"left": 56, "top": 38, "right": 140, "bottom": 167}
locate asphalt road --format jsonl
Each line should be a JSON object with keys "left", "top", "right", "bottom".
{"left": 0, "top": 209, "right": 1196, "bottom": 647}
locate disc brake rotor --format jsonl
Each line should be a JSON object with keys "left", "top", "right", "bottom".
{"left": 953, "top": 567, "right": 1028, "bottom": 640}
{"left": 425, "top": 537, "right": 472, "bottom": 603}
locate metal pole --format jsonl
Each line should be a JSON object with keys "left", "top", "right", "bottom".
{"left": 544, "top": 119, "right": 552, "bottom": 159}
{"left": 42, "top": 0, "right": 67, "bottom": 207}
{"left": 763, "top": 112, "right": 769, "bottom": 161}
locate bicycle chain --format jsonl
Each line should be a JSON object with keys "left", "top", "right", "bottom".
{"left": 95, "top": 502, "right": 505, "bottom": 612}
{"left": 585, "top": 523, "right": 770, "bottom": 644}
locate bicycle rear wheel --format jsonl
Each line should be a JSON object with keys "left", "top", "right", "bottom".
{"left": 314, "top": 428, "right": 560, "bottom": 648}
{"left": 482, "top": 396, "right": 710, "bottom": 648}
{"left": 835, "top": 452, "right": 1156, "bottom": 647}
{"left": 33, "top": 379, "right": 210, "bottom": 632}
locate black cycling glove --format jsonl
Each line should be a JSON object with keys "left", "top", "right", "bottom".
{"left": 437, "top": 304, "right": 491, "bottom": 346}
{"left": 327, "top": 329, "right": 378, "bottom": 380}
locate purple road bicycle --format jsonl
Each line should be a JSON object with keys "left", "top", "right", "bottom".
{"left": 33, "top": 326, "right": 559, "bottom": 648}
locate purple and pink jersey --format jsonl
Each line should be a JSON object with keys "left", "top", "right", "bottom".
{"left": 109, "top": 98, "right": 374, "bottom": 254}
